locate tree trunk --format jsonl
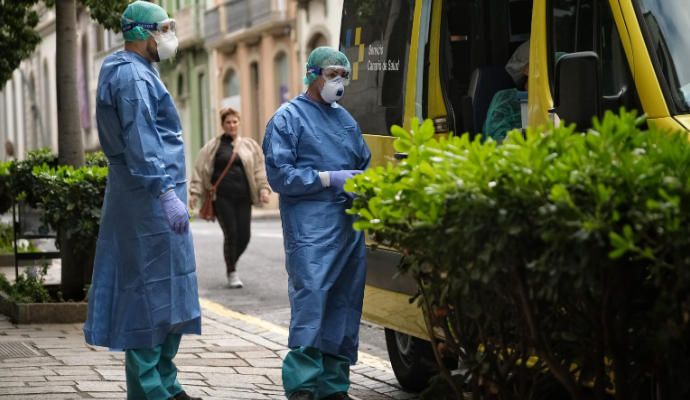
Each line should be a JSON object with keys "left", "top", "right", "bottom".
{"left": 55, "top": 0, "right": 86, "bottom": 300}
{"left": 55, "top": 0, "right": 84, "bottom": 167}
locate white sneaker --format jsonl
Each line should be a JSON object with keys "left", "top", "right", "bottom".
{"left": 227, "top": 272, "right": 243, "bottom": 288}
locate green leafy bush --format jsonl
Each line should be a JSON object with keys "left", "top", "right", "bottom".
{"left": 0, "top": 161, "right": 13, "bottom": 214}
{"left": 0, "top": 223, "right": 39, "bottom": 254}
{"left": 0, "top": 268, "right": 51, "bottom": 303}
{"left": 0, "top": 149, "right": 107, "bottom": 253}
{"left": 347, "top": 110, "right": 690, "bottom": 399}
{"left": 85, "top": 150, "right": 108, "bottom": 168}
{"left": 8, "top": 148, "right": 57, "bottom": 207}
{"left": 31, "top": 164, "right": 107, "bottom": 253}
{"left": 0, "top": 149, "right": 108, "bottom": 302}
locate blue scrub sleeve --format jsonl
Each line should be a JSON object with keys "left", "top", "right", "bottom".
{"left": 116, "top": 78, "right": 176, "bottom": 197}
{"left": 263, "top": 114, "right": 325, "bottom": 196}
{"left": 355, "top": 124, "right": 371, "bottom": 170}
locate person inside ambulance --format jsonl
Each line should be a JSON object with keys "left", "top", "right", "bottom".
{"left": 483, "top": 40, "right": 530, "bottom": 142}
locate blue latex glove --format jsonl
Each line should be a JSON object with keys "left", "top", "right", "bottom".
{"left": 329, "top": 170, "right": 363, "bottom": 192}
{"left": 160, "top": 190, "right": 189, "bottom": 234}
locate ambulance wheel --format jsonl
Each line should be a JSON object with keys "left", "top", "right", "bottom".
{"left": 385, "top": 328, "right": 449, "bottom": 392}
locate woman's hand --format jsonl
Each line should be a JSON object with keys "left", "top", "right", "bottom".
{"left": 189, "top": 196, "right": 197, "bottom": 210}
{"left": 259, "top": 189, "right": 270, "bottom": 204}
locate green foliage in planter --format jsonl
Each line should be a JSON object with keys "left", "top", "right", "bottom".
{"left": 31, "top": 164, "right": 107, "bottom": 253}
{"left": 0, "top": 161, "right": 12, "bottom": 214}
{"left": 0, "top": 268, "right": 51, "bottom": 303}
{"left": 85, "top": 151, "right": 108, "bottom": 168}
{"left": 0, "top": 223, "right": 14, "bottom": 253}
{"left": 0, "top": 223, "right": 38, "bottom": 254}
{"left": 347, "top": 111, "right": 690, "bottom": 399}
{"left": 8, "top": 148, "right": 57, "bottom": 207}
{"left": 0, "top": 148, "right": 107, "bottom": 254}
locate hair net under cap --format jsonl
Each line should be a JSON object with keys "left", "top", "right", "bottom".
{"left": 304, "top": 47, "right": 351, "bottom": 85}
{"left": 121, "top": 1, "right": 169, "bottom": 42}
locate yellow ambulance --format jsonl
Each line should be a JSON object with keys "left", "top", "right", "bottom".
{"left": 338, "top": 0, "right": 690, "bottom": 391}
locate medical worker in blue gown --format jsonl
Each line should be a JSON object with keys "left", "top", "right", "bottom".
{"left": 262, "top": 47, "right": 371, "bottom": 400}
{"left": 83, "top": 2, "right": 201, "bottom": 400}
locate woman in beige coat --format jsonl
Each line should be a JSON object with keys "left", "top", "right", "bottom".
{"left": 190, "top": 107, "right": 271, "bottom": 288}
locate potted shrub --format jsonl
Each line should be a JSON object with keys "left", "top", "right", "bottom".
{"left": 0, "top": 149, "right": 107, "bottom": 322}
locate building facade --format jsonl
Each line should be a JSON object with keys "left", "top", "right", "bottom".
{"left": 0, "top": 0, "right": 346, "bottom": 170}
{"left": 295, "top": 0, "right": 344, "bottom": 71}
{"left": 0, "top": 5, "right": 111, "bottom": 161}
{"left": 203, "top": 0, "right": 301, "bottom": 143}
{"left": 0, "top": 2, "right": 211, "bottom": 176}
{"left": 0, "top": 5, "right": 141, "bottom": 161}
{"left": 159, "top": 0, "right": 211, "bottom": 170}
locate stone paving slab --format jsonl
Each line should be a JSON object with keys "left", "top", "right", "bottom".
{"left": 0, "top": 298, "right": 419, "bottom": 400}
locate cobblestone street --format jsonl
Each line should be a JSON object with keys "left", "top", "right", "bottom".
{"left": 0, "top": 298, "right": 419, "bottom": 400}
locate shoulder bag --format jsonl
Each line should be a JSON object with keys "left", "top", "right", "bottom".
{"left": 199, "top": 149, "right": 237, "bottom": 221}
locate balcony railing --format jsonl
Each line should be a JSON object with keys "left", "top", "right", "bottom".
{"left": 224, "top": 0, "right": 249, "bottom": 33}
{"left": 249, "top": 0, "right": 282, "bottom": 27}
{"left": 203, "top": 5, "right": 221, "bottom": 41}
{"left": 225, "top": 0, "right": 287, "bottom": 35}
{"left": 175, "top": 3, "right": 202, "bottom": 48}
{"left": 204, "top": 0, "right": 288, "bottom": 47}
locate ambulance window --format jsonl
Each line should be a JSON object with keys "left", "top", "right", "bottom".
{"left": 636, "top": 0, "right": 690, "bottom": 113}
{"left": 339, "top": 0, "right": 414, "bottom": 135}
{"left": 510, "top": 0, "right": 532, "bottom": 42}
{"left": 550, "top": 0, "right": 638, "bottom": 110}
{"left": 551, "top": 0, "right": 594, "bottom": 55}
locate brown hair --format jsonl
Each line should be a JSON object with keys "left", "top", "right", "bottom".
{"left": 219, "top": 107, "right": 240, "bottom": 124}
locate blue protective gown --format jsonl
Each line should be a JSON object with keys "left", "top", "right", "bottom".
{"left": 84, "top": 51, "right": 201, "bottom": 350}
{"left": 262, "top": 94, "right": 371, "bottom": 364}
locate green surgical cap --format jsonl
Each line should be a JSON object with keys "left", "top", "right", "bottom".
{"left": 121, "top": 1, "right": 169, "bottom": 42}
{"left": 304, "top": 47, "right": 351, "bottom": 85}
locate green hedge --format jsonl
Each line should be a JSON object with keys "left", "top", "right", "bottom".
{"left": 0, "top": 148, "right": 107, "bottom": 269}
{"left": 0, "top": 267, "right": 51, "bottom": 303}
{"left": 347, "top": 110, "right": 690, "bottom": 400}
{"left": 31, "top": 163, "right": 107, "bottom": 253}
{"left": 0, "top": 149, "right": 107, "bottom": 216}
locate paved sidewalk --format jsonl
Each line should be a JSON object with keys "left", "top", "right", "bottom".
{"left": 0, "top": 298, "right": 419, "bottom": 400}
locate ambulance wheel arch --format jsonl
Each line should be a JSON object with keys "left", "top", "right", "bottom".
{"left": 385, "top": 328, "right": 458, "bottom": 392}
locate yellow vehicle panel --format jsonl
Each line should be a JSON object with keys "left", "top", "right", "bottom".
{"left": 674, "top": 115, "right": 690, "bottom": 132}
{"left": 648, "top": 117, "right": 688, "bottom": 133}
{"left": 363, "top": 286, "right": 428, "bottom": 340}
{"left": 363, "top": 135, "right": 397, "bottom": 168}
{"left": 527, "top": 0, "right": 552, "bottom": 128}
{"left": 403, "top": 0, "right": 425, "bottom": 131}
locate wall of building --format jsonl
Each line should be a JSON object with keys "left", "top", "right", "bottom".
{"left": 0, "top": 6, "right": 59, "bottom": 161}
{"left": 0, "top": 0, "right": 348, "bottom": 177}
{"left": 295, "top": 0, "right": 344, "bottom": 75}
{"left": 214, "top": 33, "right": 299, "bottom": 144}
{"left": 0, "top": 5, "right": 103, "bottom": 161}
{"left": 205, "top": 0, "right": 301, "bottom": 144}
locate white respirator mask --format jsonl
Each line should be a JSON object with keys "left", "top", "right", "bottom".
{"left": 154, "top": 31, "right": 178, "bottom": 61}
{"left": 320, "top": 76, "right": 346, "bottom": 104}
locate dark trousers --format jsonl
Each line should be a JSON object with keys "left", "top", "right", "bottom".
{"left": 213, "top": 196, "right": 252, "bottom": 275}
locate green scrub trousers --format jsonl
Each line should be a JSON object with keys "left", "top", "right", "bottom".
{"left": 283, "top": 346, "right": 350, "bottom": 398}
{"left": 125, "top": 333, "right": 184, "bottom": 400}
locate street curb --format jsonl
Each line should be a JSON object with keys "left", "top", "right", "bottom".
{"left": 200, "top": 297, "right": 392, "bottom": 370}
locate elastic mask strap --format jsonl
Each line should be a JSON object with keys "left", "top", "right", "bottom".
{"left": 307, "top": 65, "right": 322, "bottom": 76}
{"left": 122, "top": 17, "right": 163, "bottom": 33}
